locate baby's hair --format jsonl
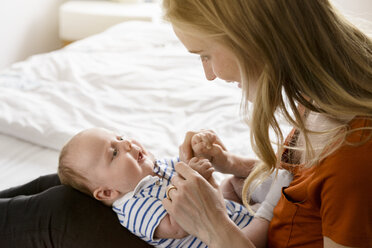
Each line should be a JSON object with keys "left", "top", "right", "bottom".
{"left": 58, "top": 139, "right": 94, "bottom": 198}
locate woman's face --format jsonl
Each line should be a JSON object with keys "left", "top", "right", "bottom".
{"left": 173, "top": 27, "right": 242, "bottom": 87}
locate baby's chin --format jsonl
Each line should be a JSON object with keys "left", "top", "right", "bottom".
{"left": 147, "top": 151, "right": 156, "bottom": 164}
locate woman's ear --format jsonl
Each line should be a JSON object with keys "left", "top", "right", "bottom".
{"left": 93, "top": 187, "right": 120, "bottom": 202}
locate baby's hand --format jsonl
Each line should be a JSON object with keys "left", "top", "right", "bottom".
{"left": 191, "top": 130, "right": 220, "bottom": 160}
{"left": 188, "top": 157, "right": 214, "bottom": 180}
{"left": 191, "top": 130, "right": 228, "bottom": 172}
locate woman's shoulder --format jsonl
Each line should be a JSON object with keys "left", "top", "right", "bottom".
{"left": 317, "top": 117, "right": 372, "bottom": 180}
{"left": 344, "top": 116, "right": 372, "bottom": 143}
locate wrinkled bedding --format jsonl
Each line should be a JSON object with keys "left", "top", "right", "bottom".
{"left": 0, "top": 21, "right": 291, "bottom": 190}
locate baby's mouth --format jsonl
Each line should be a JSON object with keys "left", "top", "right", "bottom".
{"left": 138, "top": 151, "right": 144, "bottom": 163}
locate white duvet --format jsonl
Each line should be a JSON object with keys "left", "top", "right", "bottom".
{"left": 0, "top": 21, "right": 291, "bottom": 190}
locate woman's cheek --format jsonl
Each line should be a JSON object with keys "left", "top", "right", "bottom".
{"left": 212, "top": 64, "right": 228, "bottom": 81}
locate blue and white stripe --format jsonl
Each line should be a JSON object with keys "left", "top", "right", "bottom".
{"left": 113, "top": 157, "right": 253, "bottom": 248}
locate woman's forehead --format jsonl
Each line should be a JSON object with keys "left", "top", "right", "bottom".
{"left": 173, "top": 27, "right": 209, "bottom": 49}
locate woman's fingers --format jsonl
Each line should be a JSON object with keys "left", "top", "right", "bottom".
{"left": 173, "top": 162, "right": 196, "bottom": 182}
{"left": 173, "top": 161, "right": 218, "bottom": 188}
{"left": 162, "top": 196, "right": 172, "bottom": 214}
{"left": 162, "top": 163, "right": 227, "bottom": 242}
{"left": 179, "top": 131, "right": 197, "bottom": 162}
{"left": 165, "top": 185, "right": 178, "bottom": 202}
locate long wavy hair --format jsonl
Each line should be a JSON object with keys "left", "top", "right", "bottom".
{"left": 163, "top": 0, "right": 372, "bottom": 210}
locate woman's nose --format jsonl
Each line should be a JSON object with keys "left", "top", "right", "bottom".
{"left": 202, "top": 62, "right": 217, "bottom": 81}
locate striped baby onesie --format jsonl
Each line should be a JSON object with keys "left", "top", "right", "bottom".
{"left": 112, "top": 157, "right": 253, "bottom": 248}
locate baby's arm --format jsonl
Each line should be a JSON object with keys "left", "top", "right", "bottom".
{"left": 242, "top": 170, "right": 293, "bottom": 248}
{"left": 154, "top": 214, "right": 188, "bottom": 239}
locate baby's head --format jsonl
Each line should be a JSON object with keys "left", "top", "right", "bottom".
{"left": 58, "top": 127, "right": 155, "bottom": 205}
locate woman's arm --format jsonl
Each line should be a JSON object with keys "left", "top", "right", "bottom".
{"left": 155, "top": 158, "right": 215, "bottom": 239}
{"left": 208, "top": 217, "right": 270, "bottom": 248}
{"left": 225, "top": 153, "right": 257, "bottom": 178}
{"left": 162, "top": 162, "right": 265, "bottom": 248}
{"left": 208, "top": 217, "right": 256, "bottom": 248}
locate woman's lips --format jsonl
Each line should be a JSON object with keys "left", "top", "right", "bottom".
{"left": 226, "top": 80, "right": 241, "bottom": 88}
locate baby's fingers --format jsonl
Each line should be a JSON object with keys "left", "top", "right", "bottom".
{"left": 189, "top": 159, "right": 214, "bottom": 180}
{"left": 203, "top": 131, "right": 217, "bottom": 148}
{"left": 192, "top": 133, "right": 215, "bottom": 149}
{"left": 189, "top": 157, "right": 201, "bottom": 164}
{"left": 202, "top": 167, "right": 214, "bottom": 180}
{"left": 192, "top": 140, "right": 215, "bottom": 154}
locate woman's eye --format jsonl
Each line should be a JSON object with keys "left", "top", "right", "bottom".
{"left": 200, "top": 55, "right": 209, "bottom": 62}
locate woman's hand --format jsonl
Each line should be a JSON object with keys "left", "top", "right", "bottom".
{"left": 178, "top": 131, "right": 194, "bottom": 163}
{"left": 162, "top": 161, "right": 229, "bottom": 245}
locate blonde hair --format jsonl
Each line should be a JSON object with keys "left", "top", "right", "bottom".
{"left": 163, "top": 0, "right": 372, "bottom": 211}
{"left": 58, "top": 138, "right": 94, "bottom": 197}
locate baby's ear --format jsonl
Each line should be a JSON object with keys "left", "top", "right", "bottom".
{"left": 93, "top": 187, "right": 120, "bottom": 202}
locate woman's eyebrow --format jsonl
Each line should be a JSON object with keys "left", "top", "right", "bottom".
{"left": 188, "top": 49, "right": 204, "bottom": 54}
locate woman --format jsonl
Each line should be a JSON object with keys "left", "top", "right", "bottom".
{"left": 1, "top": 0, "right": 371, "bottom": 247}
{"left": 161, "top": 0, "right": 372, "bottom": 247}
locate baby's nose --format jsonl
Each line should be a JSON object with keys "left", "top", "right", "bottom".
{"left": 121, "top": 139, "right": 132, "bottom": 151}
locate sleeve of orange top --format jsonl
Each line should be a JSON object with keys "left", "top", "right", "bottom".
{"left": 319, "top": 141, "right": 372, "bottom": 247}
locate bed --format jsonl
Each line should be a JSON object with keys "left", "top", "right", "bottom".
{"left": 0, "top": 21, "right": 292, "bottom": 191}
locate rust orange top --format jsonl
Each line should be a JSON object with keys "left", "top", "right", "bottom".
{"left": 268, "top": 118, "right": 372, "bottom": 248}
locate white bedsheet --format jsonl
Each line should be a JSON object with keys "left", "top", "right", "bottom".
{"left": 0, "top": 21, "right": 291, "bottom": 190}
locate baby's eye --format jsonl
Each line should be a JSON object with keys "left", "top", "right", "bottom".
{"left": 118, "top": 136, "right": 123, "bottom": 141}
{"left": 113, "top": 149, "right": 118, "bottom": 158}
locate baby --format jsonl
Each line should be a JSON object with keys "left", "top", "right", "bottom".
{"left": 58, "top": 127, "right": 291, "bottom": 247}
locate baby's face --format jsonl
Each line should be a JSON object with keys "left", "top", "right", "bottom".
{"left": 70, "top": 128, "right": 155, "bottom": 195}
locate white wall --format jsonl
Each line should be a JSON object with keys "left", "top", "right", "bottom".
{"left": 331, "top": 0, "right": 372, "bottom": 35}
{"left": 332, "top": 0, "right": 372, "bottom": 21}
{"left": 0, "top": 0, "right": 371, "bottom": 70}
{"left": 0, "top": 0, "right": 70, "bottom": 69}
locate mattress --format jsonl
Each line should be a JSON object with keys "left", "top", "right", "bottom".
{"left": 0, "top": 21, "right": 291, "bottom": 190}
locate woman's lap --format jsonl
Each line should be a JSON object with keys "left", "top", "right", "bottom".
{"left": 0, "top": 174, "right": 61, "bottom": 198}
{"left": 0, "top": 174, "right": 152, "bottom": 248}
